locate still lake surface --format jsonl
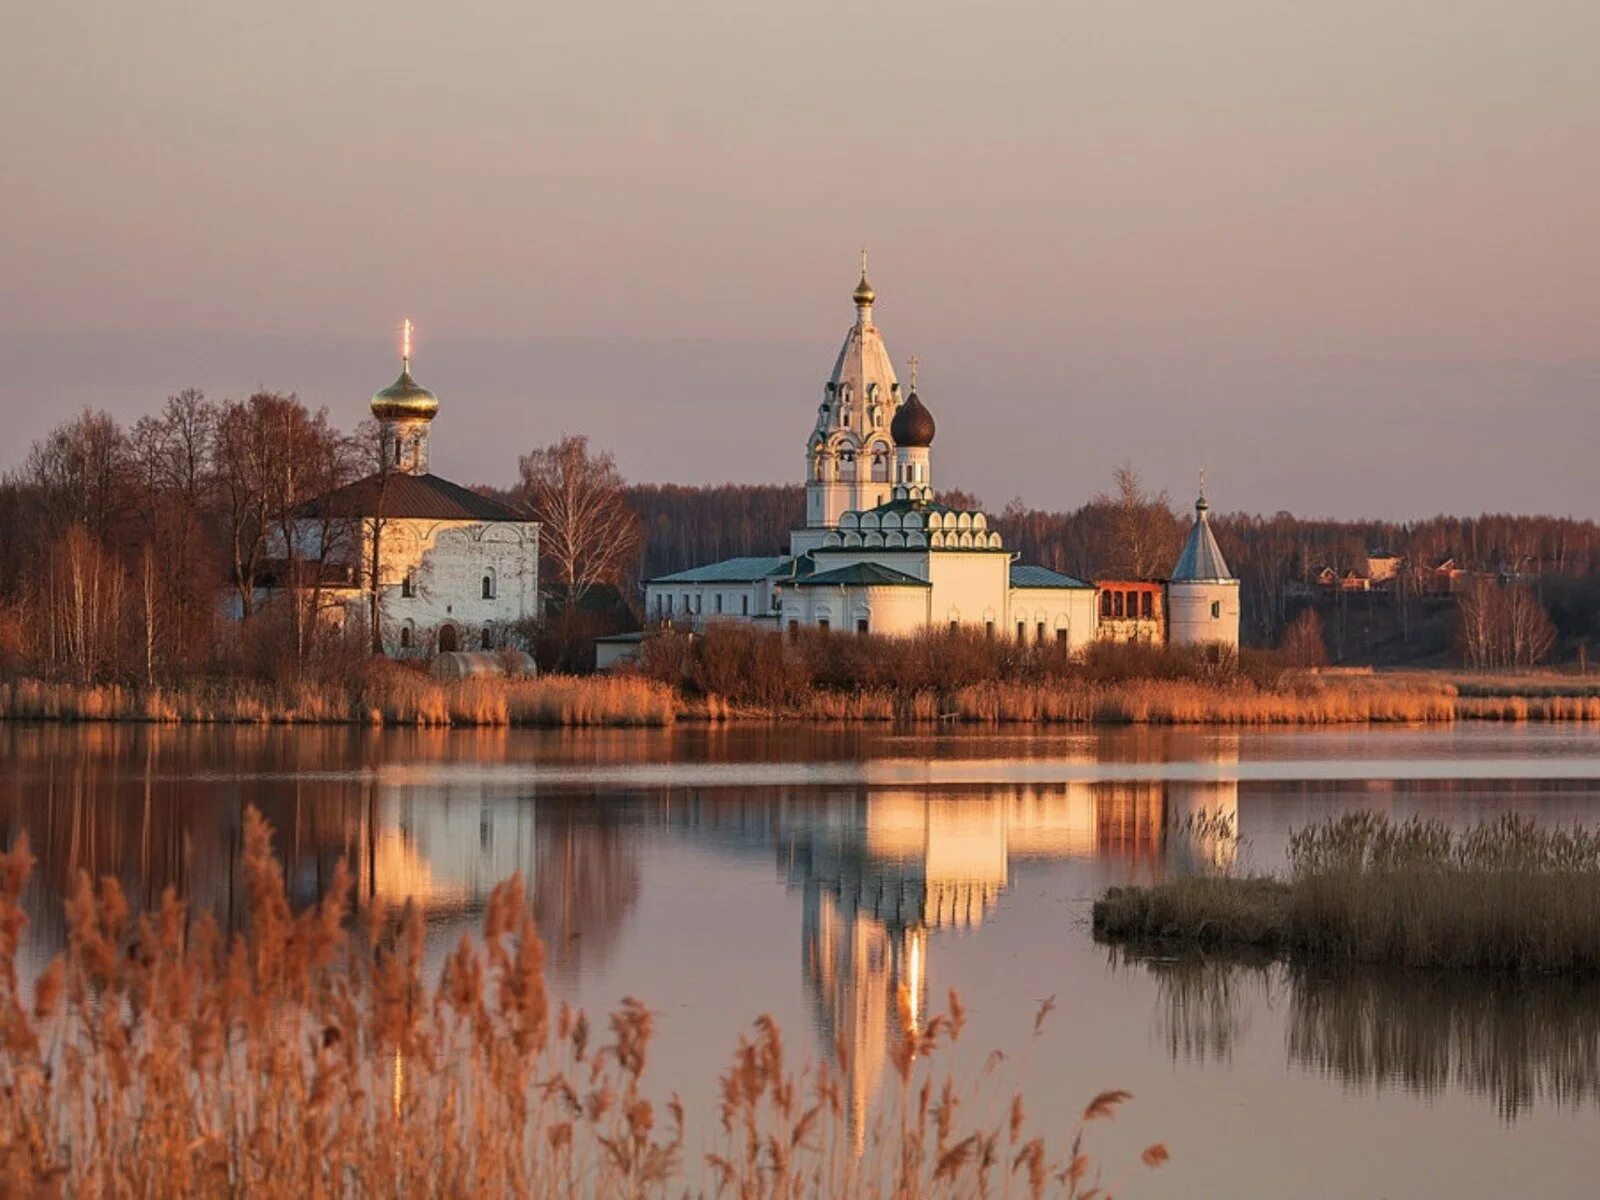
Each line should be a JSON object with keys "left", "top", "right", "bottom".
{"left": 7, "top": 721, "right": 1600, "bottom": 1197}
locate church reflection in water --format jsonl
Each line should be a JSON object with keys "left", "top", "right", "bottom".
{"left": 2, "top": 724, "right": 1243, "bottom": 1122}
{"left": 766, "top": 770, "right": 1238, "bottom": 1132}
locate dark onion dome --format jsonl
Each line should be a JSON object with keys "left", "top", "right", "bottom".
{"left": 890, "top": 392, "right": 936, "bottom": 447}
{"left": 370, "top": 366, "right": 439, "bottom": 421}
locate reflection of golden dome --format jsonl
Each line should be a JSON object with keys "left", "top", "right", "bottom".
{"left": 853, "top": 270, "right": 876, "bottom": 307}
{"left": 370, "top": 366, "right": 439, "bottom": 421}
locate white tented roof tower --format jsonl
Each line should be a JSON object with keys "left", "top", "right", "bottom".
{"left": 1166, "top": 478, "right": 1241, "bottom": 648}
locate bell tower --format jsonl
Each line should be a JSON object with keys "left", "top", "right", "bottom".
{"left": 803, "top": 253, "right": 901, "bottom": 539}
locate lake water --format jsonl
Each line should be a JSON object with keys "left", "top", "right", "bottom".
{"left": 6, "top": 722, "right": 1600, "bottom": 1197}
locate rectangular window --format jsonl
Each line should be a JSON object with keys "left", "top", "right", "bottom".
{"left": 787, "top": 619, "right": 800, "bottom": 636}
{"left": 1056, "top": 628, "right": 1068, "bottom": 647}
{"left": 664, "top": 594, "right": 673, "bottom": 614}
{"left": 1211, "top": 601, "right": 1222, "bottom": 619}
{"left": 1036, "top": 621, "right": 1046, "bottom": 644}
{"left": 856, "top": 618, "right": 869, "bottom": 634}
{"left": 985, "top": 620, "right": 995, "bottom": 639}
{"left": 693, "top": 593, "right": 702, "bottom": 614}
{"left": 715, "top": 593, "right": 723, "bottom": 615}
{"left": 741, "top": 595, "right": 750, "bottom": 616}
{"left": 817, "top": 618, "right": 830, "bottom": 632}
{"left": 950, "top": 619, "right": 959, "bottom": 631}
{"left": 1113, "top": 592, "right": 1124, "bottom": 618}
{"left": 1099, "top": 592, "right": 1112, "bottom": 618}
{"left": 401, "top": 573, "right": 414, "bottom": 599}
{"left": 1017, "top": 621, "right": 1026, "bottom": 641}
{"left": 1142, "top": 592, "right": 1154, "bottom": 619}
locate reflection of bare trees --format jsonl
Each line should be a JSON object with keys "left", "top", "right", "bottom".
{"left": 531, "top": 801, "right": 641, "bottom": 975}
{"left": 1287, "top": 964, "right": 1600, "bottom": 1121}
{"left": 1121, "top": 946, "right": 1600, "bottom": 1121}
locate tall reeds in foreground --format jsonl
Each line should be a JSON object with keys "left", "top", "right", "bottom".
{"left": 1095, "top": 812, "right": 1600, "bottom": 975}
{"left": 0, "top": 811, "right": 1164, "bottom": 1198}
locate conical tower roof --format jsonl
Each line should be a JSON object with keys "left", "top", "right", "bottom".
{"left": 825, "top": 252, "right": 898, "bottom": 423}
{"left": 1170, "top": 488, "right": 1233, "bottom": 581}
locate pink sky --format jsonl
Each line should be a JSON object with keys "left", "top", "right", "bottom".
{"left": 2, "top": 1, "right": 1597, "bottom": 517}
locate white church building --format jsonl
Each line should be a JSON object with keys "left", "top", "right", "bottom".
{"left": 644, "top": 262, "right": 1240, "bottom": 650}
{"left": 276, "top": 325, "right": 542, "bottom": 656}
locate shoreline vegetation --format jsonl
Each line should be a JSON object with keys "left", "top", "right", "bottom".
{"left": 5, "top": 629, "right": 1600, "bottom": 727}
{"left": 0, "top": 809, "right": 1166, "bottom": 1197}
{"left": 1094, "top": 813, "right": 1600, "bottom": 976}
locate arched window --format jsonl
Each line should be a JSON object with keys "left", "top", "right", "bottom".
{"left": 438, "top": 624, "right": 459, "bottom": 653}
{"left": 401, "top": 570, "right": 415, "bottom": 599}
{"left": 481, "top": 627, "right": 493, "bottom": 650}
{"left": 839, "top": 448, "right": 857, "bottom": 483}
{"left": 870, "top": 443, "right": 889, "bottom": 482}
{"left": 399, "top": 626, "right": 412, "bottom": 649}
{"left": 482, "top": 570, "right": 496, "bottom": 600}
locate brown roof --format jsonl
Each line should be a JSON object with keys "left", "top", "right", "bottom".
{"left": 299, "top": 472, "right": 525, "bottom": 522}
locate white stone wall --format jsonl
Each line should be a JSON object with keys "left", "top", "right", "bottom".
{"left": 924, "top": 552, "right": 1010, "bottom": 630}
{"left": 368, "top": 518, "right": 540, "bottom": 655}
{"left": 1166, "top": 581, "right": 1241, "bottom": 649}
{"left": 1007, "top": 587, "right": 1099, "bottom": 651}
{"left": 646, "top": 580, "right": 774, "bottom": 627}
{"left": 779, "top": 584, "right": 929, "bottom": 634}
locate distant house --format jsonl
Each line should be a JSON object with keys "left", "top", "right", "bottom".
{"left": 1424, "top": 558, "right": 1467, "bottom": 594}
{"left": 1312, "top": 566, "right": 1370, "bottom": 593}
{"left": 1366, "top": 552, "right": 1403, "bottom": 583}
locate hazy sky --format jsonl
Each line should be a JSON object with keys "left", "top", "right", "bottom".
{"left": 3, "top": 0, "right": 1597, "bottom": 518}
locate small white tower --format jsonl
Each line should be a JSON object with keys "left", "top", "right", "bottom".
{"left": 804, "top": 252, "right": 901, "bottom": 531}
{"left": 1166, "top": 476, "right": 1240, "bottom": 648}
{"left": 370, "top": 318, "right": 439, "bottom": 475}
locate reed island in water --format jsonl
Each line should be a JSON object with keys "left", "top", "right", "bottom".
{"left": 1095, "top": 812, "right": 1600, "bottom": 975}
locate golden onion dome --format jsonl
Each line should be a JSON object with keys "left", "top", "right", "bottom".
{"left": 853, "top": 269, "right": 876, "bottom": 307}
{"left": 370, "top": 365, "right": 439, "bottom": 422}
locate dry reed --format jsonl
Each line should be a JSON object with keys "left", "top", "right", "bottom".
{"left": 1095, "top": 812, "right": 1600, "bottom": 974}
{"left": 0, "top": 671, "right": 677, "bottom": 729}
{"left": 0, "top": 809, "right": 1164, "bottom": 1198}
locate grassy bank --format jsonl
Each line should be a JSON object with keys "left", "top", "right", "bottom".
{"left": 1094, "top": 813, "right": 1600, "bottom": 975}
{"left": 0, "top": 666, "right": 678, "bottom": 728}
{"left": 0, "top": 811, "right": 1164, "bottom": 1198}
{"left": 8, "top": 640, "right": 1600, "bottom": 727}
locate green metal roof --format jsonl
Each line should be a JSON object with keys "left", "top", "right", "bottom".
{"left": 790, "top": 562, "right": 930, "bottom": 588}
{"left": 648, "top": 556, "right": 790, "bottom": 584}
{"left": 1009, "top": 564, "right": 1094, "bottom": 590}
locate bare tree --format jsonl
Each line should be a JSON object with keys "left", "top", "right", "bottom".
{"left": 1091, "top": 462, "right": 1182, "bottom": 579}
{"left": 25, "top": 409, "right": 128, "bottom": 539}
{"left": 518, "top": 435, "right": 641, "bottom": 609}
{"left": 1458, "top": 580, "right": 1557, "bottom": 669}
{"left": 1280, "top": 607, "right": 1329, "bottom": 667}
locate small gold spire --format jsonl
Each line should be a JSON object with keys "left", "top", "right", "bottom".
{"left": 401, "top": 317, "right": 413, "bottom": 371}
{"left": 853, "top": 248, "right": 875, "bottom": 307}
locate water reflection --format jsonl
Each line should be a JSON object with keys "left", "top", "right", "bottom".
{"left": 656, "top": 770, "right": 1241, "bottom": 1129}
{"left": 10, "top": 721, "right": 1600, "bottom": 1144}
{"left": 1120, "top": 947, "right": 1600, "bottom": 1120}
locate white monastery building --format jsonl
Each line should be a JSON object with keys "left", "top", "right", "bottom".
{"left": 278, "top": 324, "right": 541, "bottom": 655}
{"left": 644, "top": 262, "right": 1241, "bottom": 649}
